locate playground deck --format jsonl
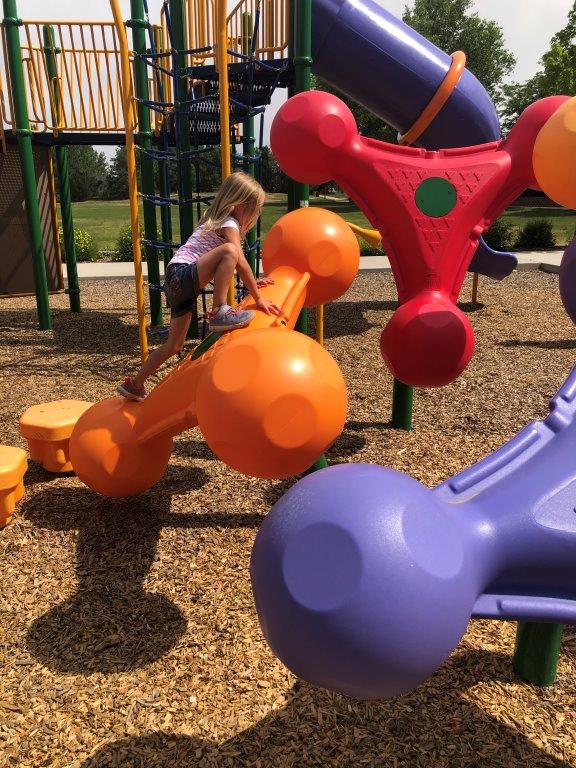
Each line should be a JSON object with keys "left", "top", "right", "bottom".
{"left": 0, "top": 271, "right": 575, "bottom": 767}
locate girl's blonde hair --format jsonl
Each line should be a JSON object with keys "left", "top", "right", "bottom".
{"left": 200, "top": 171, "right": 265, "bottom": 235}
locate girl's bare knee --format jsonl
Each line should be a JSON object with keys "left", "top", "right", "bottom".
{"left": 220, "top": 243, "right": 238, "bottom": 262}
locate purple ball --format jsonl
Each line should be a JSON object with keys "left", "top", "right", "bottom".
{"left": 560, "top": 239, "right": 576, "bottom": 324}
{"left": 250, "top": 464, "right": 477, "bottom": 699}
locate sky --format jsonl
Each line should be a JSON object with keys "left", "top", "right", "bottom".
{"left": 11, "top": 0, "right": 576, "bottom": 152}
{"left": 14, "top": 0, "right": 575, "bottom": 82}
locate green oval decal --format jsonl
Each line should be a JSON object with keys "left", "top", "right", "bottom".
{"left": 415, "top": 177, "right": 457, "bottom": 217}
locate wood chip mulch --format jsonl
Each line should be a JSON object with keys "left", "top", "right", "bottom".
{"left": 1, "top": 271, "right": 575, "bottom": 768}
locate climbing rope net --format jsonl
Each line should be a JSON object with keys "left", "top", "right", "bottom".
{"left": 132, "top": 0, "right": 289, "bottom": 339}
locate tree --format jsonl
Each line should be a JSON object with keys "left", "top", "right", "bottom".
{"left": 315, "top": 0, "right": 515, "bottom": 142}
{"left": 403, "top": 0, "right": 516, "bottom": 106}
{"left": 501, "top": 3, "right": 576, "bottom": 131}
{"left": 67, "top": 146, "right": 107, "bottom": 201}
{"left": 313, "top": 75, "right": 397, "bottom": 142}
{"left": 197, "top": 147, "right": 223, "bottom": 192}
{"left": 260, "top": 146, "right": 288, "bottom": 193}
{"left": 103, "top": 147, "right": 132, "bottom": 200}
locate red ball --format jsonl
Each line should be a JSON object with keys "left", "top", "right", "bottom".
{"left": 271, "top": 91, "right": 359, "bottom": 184}
{"left": 380, "top": 293, "right": 475, "bottom": 388}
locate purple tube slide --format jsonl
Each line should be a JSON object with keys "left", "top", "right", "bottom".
{"left": 251, "top": 366, "right": 576, "bottom": 699}
{"left": 312, "top": 0, "right": 501, "bottom": 149}
{"left": 311, "top": 0, "right": 518, "bottom": 279}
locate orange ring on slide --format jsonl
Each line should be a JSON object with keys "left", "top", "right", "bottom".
{"left": 399, "top": 51, "right": 467, "bottom": 147}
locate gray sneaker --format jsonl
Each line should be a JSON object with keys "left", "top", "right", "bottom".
{"left": 209, "top": 304, "right": 254, "bottom": 333}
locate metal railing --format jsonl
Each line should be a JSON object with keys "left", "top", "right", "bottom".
{"left": 0, "top": 1, "right": 289, "bottom": 135}
{"left": 2, "top": 21, "right": 127, "bottom": 134}
{"left": 227, "top": 0, "right": 288, "bottom": 60}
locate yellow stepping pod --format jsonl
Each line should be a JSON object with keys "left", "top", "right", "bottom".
{"left": 19, "top": 400, "right": 93, "bottom": 473}
{"left": 0, "top": 446, "right": 27, "bottom": 527}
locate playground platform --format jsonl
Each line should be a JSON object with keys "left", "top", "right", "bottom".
{"left": 71, "top": 250, "right": 565, "bottom": 280}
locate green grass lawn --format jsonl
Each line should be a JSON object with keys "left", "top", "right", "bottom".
{"left": 71, "top": 196, "right": 575, "bottom": 256}
{"left": 500, "top": 207, "right": 576, "bottom": 246}
{"left": 71, "top": 194, "right": 374, "bottom": 255}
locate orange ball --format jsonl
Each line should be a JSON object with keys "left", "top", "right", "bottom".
{"left": 533, "top": 96, "right": 576, "bottom": 209}
{"left": 196, "top": 328, "right": 347, "bottom": 479}
{"left": 262, "top": 207, "right": 360, "bottom": 307}
{"left": 69, "top": 398, "right": 173, "bottom": 497}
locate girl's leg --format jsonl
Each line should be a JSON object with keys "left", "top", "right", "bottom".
{"left": 195, "top": 243, "right": 239, "bottom": 308}
{"left": 132, "top": 312, "right": 191, "bottom": 388}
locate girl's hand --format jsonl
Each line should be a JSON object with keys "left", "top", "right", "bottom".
{"left": 256, "top": 277, "right": 275, "bottom": 288}
{"left": 256, "top": 296, "right": 281, "bottom": 316}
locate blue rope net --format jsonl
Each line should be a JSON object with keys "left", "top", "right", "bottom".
{"left": 134, "top": 0, "right": 289, "bottom": 338}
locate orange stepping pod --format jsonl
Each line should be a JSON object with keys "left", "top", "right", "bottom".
{"left": 19, "top": 400, "right": 94, "bottom": 473}
{"left": 0, "top": 446, "right": 27, "bottom": 527}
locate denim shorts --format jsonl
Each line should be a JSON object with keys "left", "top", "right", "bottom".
{"left": 164, "top": 261, "right": 200, "bottom": 318}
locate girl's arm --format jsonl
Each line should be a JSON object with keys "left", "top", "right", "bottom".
{"left": 221, "top": 226, "right": 280, "bottom": 315}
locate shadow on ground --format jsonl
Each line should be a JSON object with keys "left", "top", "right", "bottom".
{"left": 321, "top": 300, "right": 397, "bottom": 339}
{"left": 21, "top": 470, "right": 263, "bottom": 675}
{"left": 79, "top": 650, "right": 571, "bottom": 767}
{"left": 500, "top": 339, "right": 576, "bottom": 351}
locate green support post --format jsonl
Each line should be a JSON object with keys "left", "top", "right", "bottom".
{"left": 241, "top": 12, "right": 257, "bottom": 275}
{"left": 391, "top": 378, "right": 414, "bottom": 431}
{"left": 291, "top": 0, "right": 312, "bottom": 335}
{"left": 390, "top": 295, "right": 414, "bottom": 430}
{"left": 513, "top": 622, "right": 563, "bottom": 686}
{"left": 154, "top": 28, "right": 173, "bottom": 273}
{"left": 128, "top": 0, "right": 162, "bottom": 327}
{"left": 289, "top": 0, "right": 325, "bottom": 472}
{"left": 4, "top": 0, "right": 52, "bottom": 329}
{"left": 158, "top": 160, "right": 173, "bottom": 273}
{"left": 171, "top": 0, "right": 198, "bottom": 336}
{"left": 304, "top": 455, "right": 328, "bottom": 474}
{"left": 42, "top": 25, "right": 80, "bottom": 313}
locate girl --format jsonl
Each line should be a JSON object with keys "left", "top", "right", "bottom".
{"left": 118, "top": 171, "right": 280, "bottom": 401}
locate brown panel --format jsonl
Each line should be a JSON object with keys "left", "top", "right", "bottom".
{"left": 0, "top": 144, "right": 64, "bottom": 297}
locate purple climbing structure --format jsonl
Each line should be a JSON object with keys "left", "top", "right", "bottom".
{"left": 251, "top": 366, "right": 576, "bottom": 700}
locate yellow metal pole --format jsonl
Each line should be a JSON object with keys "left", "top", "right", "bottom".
{"left": 316, "top": 304, "right": 324, "bottom": 346}
{"left": 110, "top": 0, "right": 149, "bottom": 361}
{"left": 472, "top": 271, "right": 479, "bottom": 306}
{"left": 216, "top": 0, "right": 235, "bottom": 306}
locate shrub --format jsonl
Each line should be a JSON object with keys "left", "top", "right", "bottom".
{"left": 483, "top": 217, "right": 516, "bottom": 252}
{"left": 515, "top": 219, "right": 556, "bottom": 250}
{"left": 59, "top": 227, "right": 99, "bottom": 262}
{"left": 113, "top": 224, "right": 145, "bottom": 262}
{"left": 360, "top": 244, "right": 385, "bottom": 256}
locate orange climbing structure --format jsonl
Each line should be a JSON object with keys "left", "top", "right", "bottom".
{"left": 69, "top": 208, "right": 359, "bottom": 497}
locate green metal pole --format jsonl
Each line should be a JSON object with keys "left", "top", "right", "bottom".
{"left": 286, "top": 0, "right": 295, "bottom": 213}
{"left": 391, "top": 294, "right": 414, "bottom": 430}
{"left": 304, "top": 455, "right": 328, "bottom": 474}
{"left": 291, "top": 0, "right": 312, "bottom": 335}
{"left": 241, "top": 12, "right": 257, "bottom": 276}
{"left": 391, "top": 378, "right": 414, "bottom": 430}
{"left": 513, "top": 622, "right": 563, "bottom": 686}
{"left": 170, "top": 0, "right": 198, "bottom": 336}
{"left": 4, "top": 0, "right": 52, "bottom": 329}
{"left": 153, "top": 27, "right": 173, "bottom": 274}
{"left": 42, "top": 25, "right": 80, "bottom": 313}
{"left": 158, "top": 158, "right": 173, "bottom": 273}
{"left": 289, "top": 0, "right": 325, "bottom": 473}
{"left": 129, "top": 0, "right": 162, "bottom": 327}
